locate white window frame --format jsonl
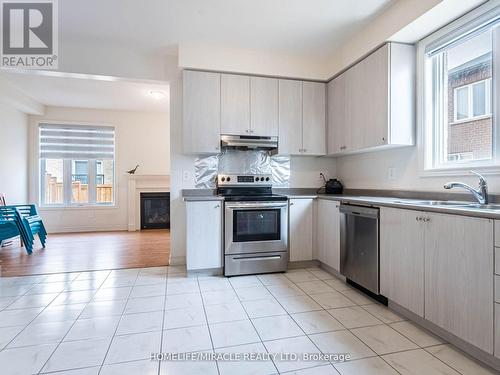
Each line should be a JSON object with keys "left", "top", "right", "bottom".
{"left": 418, "top": 2, "right": 500, "bottom": 176}
{"left": 453, "top": 78, "right": 492, "bottom": 123}
{"left": 38, "top": 121, "right": 116, "bottom": 208}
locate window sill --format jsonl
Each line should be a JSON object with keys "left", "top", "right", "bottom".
{"left": 39, "top": 205, "right": 118, "bottom": 211}
{"left": 420, "top": 164, "right": 500, "bottom": 177}
{"left": 450, "top": 114, "right": 492, "bottom": 125}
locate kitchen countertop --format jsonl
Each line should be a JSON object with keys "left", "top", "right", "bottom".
{"left": 183, "top": 188, "right": 500, "bottom": 219}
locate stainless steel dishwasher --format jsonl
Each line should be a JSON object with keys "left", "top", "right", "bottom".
{"left": 339, "top": 204, "right": 380, "bottom": 294}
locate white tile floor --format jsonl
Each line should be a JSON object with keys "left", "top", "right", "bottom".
{"left": 0, "top": 266, "right": 497, "bottom": 375}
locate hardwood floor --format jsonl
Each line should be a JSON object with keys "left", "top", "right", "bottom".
{"left": 0, "top": 229, "right": 170, "bottom": 277}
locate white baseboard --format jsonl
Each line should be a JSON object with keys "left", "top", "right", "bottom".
{"left": 169, "top": 256, "right": 186, "bottom": 266}
{"left": 47, "top": 225, "right": 127, "bottom": 234}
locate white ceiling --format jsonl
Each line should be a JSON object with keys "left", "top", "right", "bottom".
{"left": 60, "top": 0, "right": 394, "bottom": 59}
{"left": 2, "top": 0, "right": 395, "bottom": 111}
{"left": 0, "top": 71, "right": 169, "bottom": 112}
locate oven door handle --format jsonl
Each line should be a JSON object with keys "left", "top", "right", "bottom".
{"left": 225, "top": 202, "right": 288, "bottom": 209}
{"left": 233, "top": 255, "right": 283, "bottom": 261}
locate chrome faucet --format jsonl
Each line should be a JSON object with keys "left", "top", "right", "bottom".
{"left": 444, "top": 171, "right": 488, "bottom": 205}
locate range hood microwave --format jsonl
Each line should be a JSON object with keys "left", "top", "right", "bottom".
{"left": 220, "top": 135, "right": 278, "bottom": 154}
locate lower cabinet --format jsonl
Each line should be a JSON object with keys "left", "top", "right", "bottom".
{"left": 380, "top": 207, "right": 494, "bottom": 354}
{"left": 424, "top": 212, "right": 494, "bottom": 354}
{"left": 317, "top": 199, "right": 340, "bottom": 271}
{"left": 380, "top": 207, "right": 424, "bottom": 317}
{"left": 289, "top": 198, "right": 313, "bottom": 261}
{"left": 186, "top": 200, "right": 222, "bottom": 271}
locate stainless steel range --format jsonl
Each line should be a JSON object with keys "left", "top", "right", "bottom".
{"left": 217, "top": 174, "right": 288, "bottom": 276}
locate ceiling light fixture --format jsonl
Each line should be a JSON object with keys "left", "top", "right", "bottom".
{"left": 149, "top": 90, "right": 166, "bottom": 100}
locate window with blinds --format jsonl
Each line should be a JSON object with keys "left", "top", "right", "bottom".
{"left": 39, "top": 124, "right": 115, "bottom": 206}
{"left": 39, "top": 124, "right": 115, "bottom": 160}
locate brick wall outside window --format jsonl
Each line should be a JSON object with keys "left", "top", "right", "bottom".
{"left": 447, "top": 60, "right": 492, "bottom": 160}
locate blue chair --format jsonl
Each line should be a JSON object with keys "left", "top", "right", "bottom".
{"left": 0, "top": 214, "right": 21, "bottom": 248}
{"left": 0, "top": 205, "right": 47, "bottom": 254}
{"left": 15, "top": 205, "right": 47, "bottom": 253}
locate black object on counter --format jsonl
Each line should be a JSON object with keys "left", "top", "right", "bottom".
{"left": 325, "top": 178, "right": 343, "bottom": 194}
{"left": 318, "top": 174, "right": 344, "bottom": 194}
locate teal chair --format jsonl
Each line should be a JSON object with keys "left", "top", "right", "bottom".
{"left": 0, "top": 205, "right": 47, "bottom": 254}
{"left": 0, "top": 214, "right": 21, "bottom": 248}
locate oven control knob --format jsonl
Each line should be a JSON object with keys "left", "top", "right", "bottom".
{"left": 226, "top": 177, "right": 231, "bottom": 182}
{"left": 221, "top": 177, "right": 225, "bottom": 182}
{"left": 255, "top": 177, "right": 259, "bottom": 182}
{"left": 265, "top": 177, "right": 270, "bottom": 181}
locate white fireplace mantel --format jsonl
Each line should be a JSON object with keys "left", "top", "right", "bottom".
{"left": 127, "top": 174, "right": 170, "bottom": 231}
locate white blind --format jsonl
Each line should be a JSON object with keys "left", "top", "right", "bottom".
{"left": 39, "top": 123, "right": 115, "bottom": 160}
{"left": 425, "top": 5, "right": 500, "bottom": 56}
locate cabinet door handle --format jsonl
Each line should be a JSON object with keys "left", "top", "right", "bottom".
{"left": 290, "top": 202, "right": 294, "bottom": 206}
{"left": 250, "top": 129, "right": 254, "bottom": 133}
{"left": 214, "top": 204, "right": 220, "bottom": 208}
{"left": 303, "top": 149, "right": 307, "bottom": 153}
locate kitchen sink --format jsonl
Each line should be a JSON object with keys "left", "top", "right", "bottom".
{"left": 413, "top": 200, "right": 469, "bottom": 206}
{"left": 392, "top": 199, "right": 500, "bottom": 211}
{"left": 456, "top": 203, "right": 500, "bottom": 210}
{"left": 393, "top": 200, "right": 468, "bottom": 206}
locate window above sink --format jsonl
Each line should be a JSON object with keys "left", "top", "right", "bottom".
{"left": 418, "top": 3, "right": 500, "bottom": 176}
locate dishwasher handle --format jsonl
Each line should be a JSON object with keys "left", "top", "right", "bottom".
{"left": 339, "top": 204, "right": 379, "bottom": 219}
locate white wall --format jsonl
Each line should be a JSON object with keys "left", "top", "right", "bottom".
{"left": 179, "top": 44, "right": 329, "bottom": 81}
{"left": 336, "top": 146, "right": 500, "bottom": 194}
{"left": 0, "top": 103, "right": 29, "bottom": 204}
{"left": 28, "top": 106, "right": 170, "bottom": 233}
{"left": 289, "top": 157, "right": 336, "bottom": 188}
{"left": 324, "top": 0, "right": 443, "bottom": 77}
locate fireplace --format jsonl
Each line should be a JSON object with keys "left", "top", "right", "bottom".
{"left": 140, "top": 192, "right": 170, "bottom": 229}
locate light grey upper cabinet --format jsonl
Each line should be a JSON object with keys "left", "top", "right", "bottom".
{"left": 327, "top": 75, "right": 350, "bottom": 153}
{"left": 251, "top": 77, "right": 278, "bottom": 136}
{"left": 302, "top": 82, "right": 326, "bottom": 155}
{"left": 221, "top": 74, "right": 250, "bottom": 135}
{"left": 183, "top": 70, "right": 222, "bottom": 154}
{"left": 279, "top": 80, "right": 326, "bottom": 156}
{"left": 345, "top": 61, "right": 364, "bottom": 151}
{"left": 360, "top": 45, "right": 389, "bottom": 149}
{"left": 184, "top": 70, "right": 326, "bottom": 154}
{"left": 327, "top": 42, "right": 415, "bottom": 156}
{"left": 278, "top": 79, "right": 302, "bottom": 154}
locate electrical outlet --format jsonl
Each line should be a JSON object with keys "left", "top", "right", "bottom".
{"left": 388, "top": 167, "right": 396, "bottom": 181}
{"left": 319, "top": 172, "right": 327, "bottom": 184}
{"left": 183, "top": 170, "right": 191, "bottom": 182}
